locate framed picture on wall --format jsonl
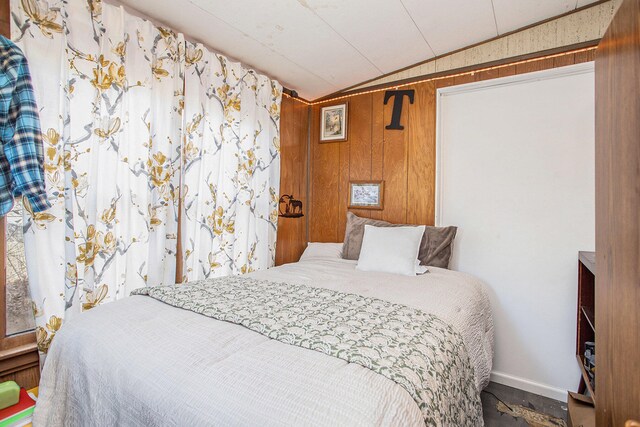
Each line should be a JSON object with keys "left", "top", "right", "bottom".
{"left": 320, "top": 103, "right": 348, "bottom": 142}
{"left": 348, "top": 181, "right": 384, "bottom": 210}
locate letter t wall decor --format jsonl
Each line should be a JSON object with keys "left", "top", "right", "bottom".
{"left": 384, "top": 89, "right": 415, "bottom": 130}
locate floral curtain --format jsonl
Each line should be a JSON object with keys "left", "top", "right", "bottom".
{"left": 181, "top": 42, "right": 281, "bottom": 281}
{"left": 12, "top": 0, "right": 185, "bottom": 355}
{"left": 11, "top": 0, "right": 282, "bottom": 361}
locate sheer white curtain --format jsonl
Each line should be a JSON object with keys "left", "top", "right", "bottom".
{"left": 181, "top": 42, "right": 282, "bottom": 281}
{"left": 12, "top": 0, "right": 184, "bottom": 355}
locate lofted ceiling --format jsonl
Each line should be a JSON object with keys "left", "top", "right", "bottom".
{"left": 115, "top": 0, "right": 601, "bottom": 100}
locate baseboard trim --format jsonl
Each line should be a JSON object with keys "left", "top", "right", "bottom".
{"left": 490, "top": 371, "right": 568, "bottom": 402}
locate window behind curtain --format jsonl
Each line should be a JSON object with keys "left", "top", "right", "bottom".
{"left": 4, "top": 201, "right": 35, "bottom": 336}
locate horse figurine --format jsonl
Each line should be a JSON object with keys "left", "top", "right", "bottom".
{"left": 279, "top": 194, "right": 304, "bottom": 218}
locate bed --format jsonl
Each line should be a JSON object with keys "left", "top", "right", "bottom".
{"left": 33, "top": 244, "right": 493, "bottom": 426}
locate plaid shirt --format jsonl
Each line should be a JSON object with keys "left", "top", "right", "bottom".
{"left": 0, "top": 36, "right": 50, "bottom": 216}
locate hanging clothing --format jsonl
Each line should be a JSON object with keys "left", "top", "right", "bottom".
{"left": 0, "top": 35, "right": 49, "bottom": 216}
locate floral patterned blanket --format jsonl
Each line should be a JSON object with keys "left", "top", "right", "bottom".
{"left": 132, "top": 276, "right": 483, "bottom": 426}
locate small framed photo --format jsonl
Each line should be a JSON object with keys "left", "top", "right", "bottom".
{"left": 320, "top": 103, "right": 348, "bottom": 142}
{"left": 348, "top": 181, "right": 384, "bottom": 210}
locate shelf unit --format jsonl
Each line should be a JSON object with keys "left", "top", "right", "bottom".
{"left": 576, "top": 251, "right": 595, "bottom": 397}
{"left": 577, "top": 251, "right": 595, "bottom": 389}
{"left": 580, "top": 305, "right": 595, "bottom": 332}
{"left": 576, "top": 355, "right": 595, "bottom": 400}
{"left": 568, "top": 251, "right": 596, "bottom": 427}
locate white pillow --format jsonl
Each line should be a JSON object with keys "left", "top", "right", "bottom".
{"left": 356, "top": 225, "right": 426, "bottom": 276}
{"left": 299, "top": 242, "right": 343, "bottom": 261}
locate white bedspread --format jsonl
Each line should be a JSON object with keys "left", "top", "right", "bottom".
{"left": 33, "top": 258, "right": 493, "bottom": 427}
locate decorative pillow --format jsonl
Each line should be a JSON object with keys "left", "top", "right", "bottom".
{"left": 356, "top": 225, "right": 426, "bottom": 276}
{"left": 342, "top": 212, "right": 457, "bottom": 268}
{"left": 299, "top": 242, "right": 343, "bottom": 261}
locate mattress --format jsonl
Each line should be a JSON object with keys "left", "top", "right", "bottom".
{"left": 33, "top": 257, "right": 494, "bottom": 426}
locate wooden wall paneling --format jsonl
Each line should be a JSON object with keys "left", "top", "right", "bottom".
{"left": 452, "top": 72, "right": 478, "bottom": 86}
{"left": 575, "top": 48, "right": 596, "bottom": 63}
{"left": 0, "top": 0, "right": 9, "bottom": 37}
{"left": 553, "top": 52, "right": 576, "bottom": 67}
{"left": 595, "top": 0, "right": 640, "bottom": 424}
{"left": 406, "top": 83, "right": 436, "bottom": 226}
{"left": 0, "top": 366, "right": 39, "bottom": 390}
{"left": 380, "top": 92, "right": 409, "bottom": 224}
{"left": 337, "top": 106, "right": 351, "bottom": 242}
{"left": 369, "top": 91, "right": 385, "bottom": 221}
{"left": 307, "top": 46, "right": 598, "bottom": 244}
{"left": 275, "top": 96, "right": 309, "bottom": 265}
{"left": 434, "top": 76, "right": 456, "bottom": 91}
{"left": 309, "top": 104, "right": 340, "bottom": 242}
{"left": 0, "top": 344, "right": 39, "bottom": 390}
{"left": 308, "top": 104, "right": 316, "bottom": 241}
{"left": 275, "top": 97, "right": 293, "bottom": 266}
{"left": 474, "top": 67, "right": 501, "bottom": 81}
{"left": 294, "top": 99, "right": 309, "bottom": 247}
{"left": 294, "top": 100, "right": 309, "bottom": 258}
{"left": 346, "top": 94, "right": 373, "bottom": 222}
{"left": 515, "top": 57, "right": 556, "bottom": 74}
{"left": 498, "top": 64, "right": 518, "bottom": 78}
{"left": 529, "top": 58, "right": 555, "bottom": 73}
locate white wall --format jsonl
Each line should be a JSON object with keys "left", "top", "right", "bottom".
{"left": 436, "top": 63, "right": 595, "bottom": 401}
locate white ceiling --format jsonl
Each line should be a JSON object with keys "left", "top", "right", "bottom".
{"left": 115, "top": 0, "right": 600, "bottom": 100}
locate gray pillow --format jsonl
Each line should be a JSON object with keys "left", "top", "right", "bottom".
{"left": 342, "top": 212, "right": 457, "bottom": 269}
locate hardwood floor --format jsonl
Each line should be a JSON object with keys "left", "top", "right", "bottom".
{"left": 482, "top": 382, "right": 567, "bottom": 426}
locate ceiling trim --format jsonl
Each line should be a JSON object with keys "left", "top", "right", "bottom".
{"left": 308, "top": 39, "right": 599, "bottom": 105}
{"left": 283, "top": 87, "right": 311, "bottom": 104}
{"left": 316, "top": 0, "right": 609, "bottom": 101}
